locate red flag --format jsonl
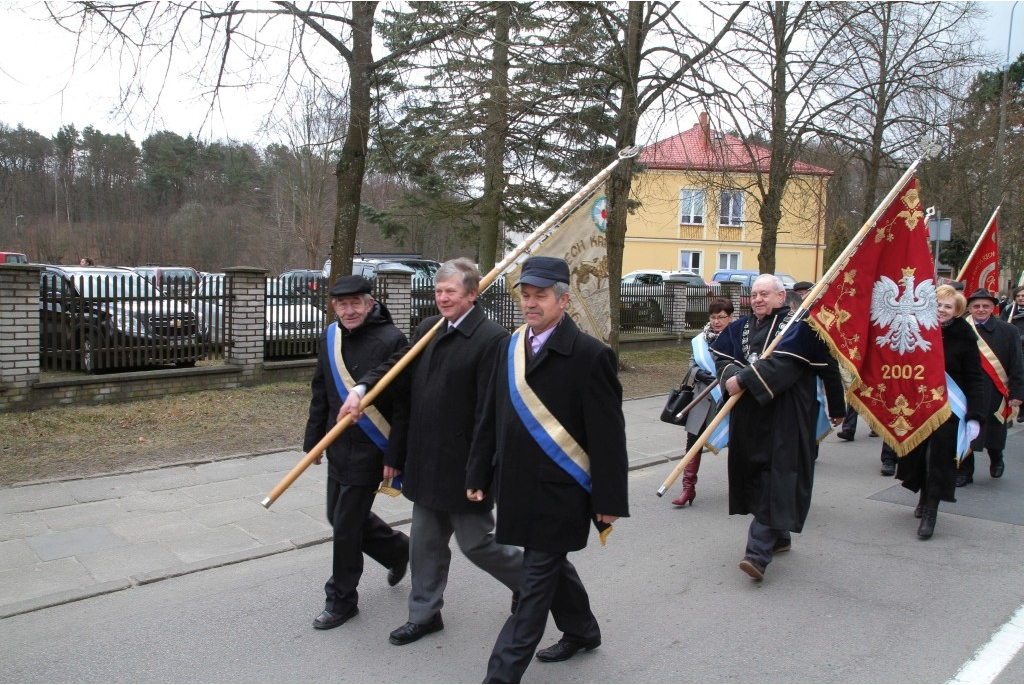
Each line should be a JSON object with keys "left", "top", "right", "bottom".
{"left": 957, "top": 207, "right": 1000, "bottom": 295}
{"left": 807, "top": 177, "right": 950, "bottom": 456}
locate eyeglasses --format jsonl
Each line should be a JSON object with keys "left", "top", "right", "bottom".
{"left": 709, "top": 314, "right": 732, "bottom": 321}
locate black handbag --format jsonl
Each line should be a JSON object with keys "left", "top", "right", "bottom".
{"left": 660, "top": 382, "right": 696, "bottom": 426}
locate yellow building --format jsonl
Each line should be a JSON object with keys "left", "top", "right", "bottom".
{"left": 626, "top": 113, "right": 833, "bottom": 282}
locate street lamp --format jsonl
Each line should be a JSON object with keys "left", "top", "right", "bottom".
{"left": 15, "top": 215, "right": 24, "bottom": 236}
{"left": 994, "top": 0, "right": 1019, "bottom": 207}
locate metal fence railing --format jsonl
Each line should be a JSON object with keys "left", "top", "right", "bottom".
{"left": 265, "top": 277, "right": 329, "bottom": 359}
{"left": 40, "top": 270, "right": 208, "bottom": 373}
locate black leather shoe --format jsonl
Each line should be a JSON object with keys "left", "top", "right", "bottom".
{"left": 772, "top": 538, "right": 791, "bottom": 554}
{"left": 739, "top": 557, "right": 765, "bottom": 581}
{"left": 510, "top": 592, "right": 520, "bottom": 615}
{"left": 313, "top": 606, "right": 358, "bottom": 630}
{"left": 991, "top": 461, "right": 1005, "bottom": 478}
{"left": 389, "top": 614, "right": 444, "bottom": 645}
{"left": 880, "top": 460, "right": 896, "bottom": 477}
{"left": 387, "top": 557, "right": 408, "bottom": 586}
{"left": 956, "top": 473, "right": 973, "bottom": 487}
{"left": 836, "top": 431, "right": 854, "bottom": 442}
{"left": 535, "top": 637, "right": 601, "bottom": 663}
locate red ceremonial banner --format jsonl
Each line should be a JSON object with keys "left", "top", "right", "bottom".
{"left": 957, "top": 207, "right": 1000, "bottom": 295}
{"left": 807, "top": 177, "right": 950, "bottom": 456}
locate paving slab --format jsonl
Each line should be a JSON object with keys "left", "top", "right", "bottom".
{"left": 176, "top": 476, "right": 268, "bottom": 505}
{"left": 130, "top": 465, "right": 204, "bottom": 492}
{"left": 62, "top": 474, "right": 143, "bottom": 503}
{"left": 233, "top": 508, "right": 328, "bottom": 545}
{"left": 0, "top": 512, "right": 48, "bottom": 543}
{"left": 108, "top": 511, "right": 207, "bottom": 544}
{"left": 76, "top": 542, "right": 182, "bottom": 583}
{"left": 184, "top": 498, "right": 269, "bottom": 528}
{"left": 35, "top": 499, "right": 123, "bottom": 532}
{"left": 25, "top": 527, "right": 126, "bottom": 561}
{"left": 0, "top": 538, "right": 41, "bottom": 571}
{"left": 192, "top": 458, "right": 275, "bottom": 483}
{"left": 118, "top": 490, "right": 198, "bottom": 515}
{"left": 161, "top": 526, "right": 263, "bottom": 564}
{"left": 0, "top": 557, "right": 93, "bottom": 606}
{"left": 0, "top": 482, "right": 76, "bottom": 514}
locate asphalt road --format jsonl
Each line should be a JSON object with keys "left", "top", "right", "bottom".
{"left": 2, "top": 442, "right": 1022, "bottom": 684}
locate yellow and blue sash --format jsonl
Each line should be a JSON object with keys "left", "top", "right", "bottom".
{"left": 326, "top": 322, "right": 390, "bottom": 452}
{"left": 507, "top": 326, "right": 592, "bottom": 492}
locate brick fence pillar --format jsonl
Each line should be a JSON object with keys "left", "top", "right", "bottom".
{"left": 376, "top": 269, "right": 414, "bottom": 337}
{"left": 0, "top": 264, "right": 42, "bottom": 409}
{"left": 665, "top": 281, "right": 687, "bottom": 334}
{"left": 224, "top": 267, "right": 268, "bottom": 376}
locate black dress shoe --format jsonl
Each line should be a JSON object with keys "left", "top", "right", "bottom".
{"left": 313, "top": 606, "right": 358, "bottom": 630}
{"left": 991, "top": 461, "right": 1005, "bottom": 478}
{"left": 387, "top": 557, "right": 408, "bottom": 586}
{"left": 956, "top": 473, "right": 973, "bottom": 487}
{"left": 389, "top": 614, "right": 444, "bottom": 645}
{"left": 836, "top": 431, "right": 854, "bottom": 442}
{"left": 738, "top": 557, "right": 765, "bottom": 581}
{"left": 535, "top": 637, "right": 601, "bottom": 663}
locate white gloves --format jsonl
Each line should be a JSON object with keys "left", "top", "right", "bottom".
{"left": 967, "top": 420, "right": 980, "bottom": 442}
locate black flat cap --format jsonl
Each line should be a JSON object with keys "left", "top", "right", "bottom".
{"left": 792, "top": 281, "right": 814, "bottom": 292}
{"left": 966, "top": 288, "right": 998, "bottom": 305}
{"left": 515, "top": 256, "right": 570, "bottom": 288}
{"left": 330, "top": 275, "right": 373, "bottom": 297}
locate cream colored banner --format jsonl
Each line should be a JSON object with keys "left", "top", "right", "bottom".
{"left": 504, "top": 193, "right": 611, "bottom": 342}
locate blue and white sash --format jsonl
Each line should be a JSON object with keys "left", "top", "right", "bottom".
{"left": 946, "top": 373, "right": 969, "bottom": 464}
{"left": 816, "top": 379, "right": 831, "bottom": 443}
{"left": 326, "top": 322, "right": 390, "bottom": 452}
{"left": 507, "top": 326, "right": 592, "bottom": 492}
{"left": 692, "top": 334, "right": 729, "bottom": 453}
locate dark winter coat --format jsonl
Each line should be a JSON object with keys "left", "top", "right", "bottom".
{"left": 303, "top": 303, "right": 408, "bottom": 486}
{"left": 367, "top": 306, "right": 509, "bottom": 513}
{"left": 896, "top": 316, "right": 985, "bottom": 500}
{"left": 970, "top": 314, "right": 1024, "bottom": 451}
{"left": 711, "top": 308, "right": 846, "bottom": 533}
{"left": 466, "top": 316, "right": 630, "bottom": 553}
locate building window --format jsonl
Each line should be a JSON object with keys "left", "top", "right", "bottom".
{"left": 719, "top": 191, "right": 744, "bottom": 227}
{"left": 680, "top": 251, "right": 702, "bottom": 274}
{"left": 679, "top": 189, "right": 705, "bottom": 225}
{"left": 719, "top": 252, "right": 740, "bottom": 270}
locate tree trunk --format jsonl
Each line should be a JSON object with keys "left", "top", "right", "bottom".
{"left": 330, "top": 1, "right": 378, "bottom": 284}
{"left": 478, "top": 2, "right": 510, "bottom": 274}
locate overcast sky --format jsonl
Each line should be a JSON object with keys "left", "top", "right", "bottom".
{"left": 0, "top": 2, "right": 1016, "bottom": 146}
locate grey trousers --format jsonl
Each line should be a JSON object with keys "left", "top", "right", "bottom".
{"left": 407, "top": 502, "right": 523, "bottom": 624}
{"left": 745, "top": 517, "right": 789, "bottom": 568}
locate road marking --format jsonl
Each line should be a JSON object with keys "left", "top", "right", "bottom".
{"left": 949, "top": 604, "right": 1024, "bottom": 684}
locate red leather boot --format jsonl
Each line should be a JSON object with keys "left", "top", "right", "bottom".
{"left": 672, "top": 453, "right": 702, "bottom": 506}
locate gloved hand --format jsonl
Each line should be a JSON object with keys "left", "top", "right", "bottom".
{"left": 694, "top": 369, "right": 716, "bottom": 385}
{"left": 967, "top": 420, "right": 980, "bottom": 442}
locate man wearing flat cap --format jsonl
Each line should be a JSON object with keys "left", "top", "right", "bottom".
{"left": 959, "top": 288, "right": 1024, "bottom": 484}
{"left": 467, "top": 255, "right": 630, "bottom": 683}
{"left": 303, "top": 275, "right": 410, "bottom": 630}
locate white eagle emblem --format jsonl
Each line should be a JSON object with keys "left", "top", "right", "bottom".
{"left": 870, "top": 268, "right": 939, "bottom": 354}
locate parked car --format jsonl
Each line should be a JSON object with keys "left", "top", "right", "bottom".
{"left": 279, "top": 268, "right": 326, "bottom": 297}
{"left": 709, "top": 269, "right": 797, "bottom": 289}
{"left": 132, "top": 265, "right": 200, "bottom": 299}
{"left": 39, "top": 265, "right": 205, "bottom": 372}
{"left": 620, "top": 269, "right": 704, "bottom": 329}
{"left": 1, "top": 251, "right": 28, "bottom": 264}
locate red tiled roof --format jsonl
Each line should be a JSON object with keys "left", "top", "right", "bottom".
{"left": 639, "top": 120, "right": 834, "bottom": 177}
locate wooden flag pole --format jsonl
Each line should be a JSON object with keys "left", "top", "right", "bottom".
{"left": 657, "top": 154, "right": 928, "bottom": 497}
{"left": 262, "top": 147, "right": 640, "bottom": 508}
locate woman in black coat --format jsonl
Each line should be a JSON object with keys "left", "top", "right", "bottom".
{"left": 896, "top": 285, "right": 985, "bottom": 539}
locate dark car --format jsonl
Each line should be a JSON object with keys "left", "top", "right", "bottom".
{"left": 40, "top": 265, "right": 205, "bottom": 372}
{"left": 619, "top": 270, "right": 703, "bottom": 329}
{"left": 132, "top": 265, "right": 200, "bottom": 299}
{"left": 279, "top": 268, "right": 326, "bottom": 297}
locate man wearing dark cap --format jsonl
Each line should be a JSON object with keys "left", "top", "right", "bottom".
{"left": 792, "top": 281, "right": 813, "bottom": 299}
{"left": 303, "top": 275, "right": 410, "bottom": 630}
{"left": 340, "top": 257, "right": 523, "bottom": 647}
{"left": 467, "top": 255, "right": 630, "bottom": 683}
{"left": 959, "top": 288, "right": 1024, "bottom": 484}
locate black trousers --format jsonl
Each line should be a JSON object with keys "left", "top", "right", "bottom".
{"left": 484, "top": 548, "right": 600, "bottom": 684}
{"left": 324, "top": 479, "right": 409, "bottom": 613}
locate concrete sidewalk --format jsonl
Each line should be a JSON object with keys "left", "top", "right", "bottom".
{"left": 0, "top": 395, "right": 684, "bottom": 619}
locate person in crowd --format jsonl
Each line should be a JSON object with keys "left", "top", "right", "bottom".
{"left": 466, "top": 256, "right": 629, "bottom": 684}
{"left": 339, "top": 258, "right": 523, "bottom": 646}
{"left": 711, "top": 274, "right": 845, "bottom": 581}
{"left": 894, "top": 285, "right": 984, "bottom": 539}
{"left": 959, "top": 288, "right": 1024, "bottom": 485}
{"left": 999, "top": 285, "right": 1024, "bottom": 423}
{"left": 303, "top": 275, "right": 410, "bottom": 630}
{"left": 79, "top": 257, "right": 94, "bottom": 266}
{"left": 792, "top": 281, "right": 813, "bottom": 300}
{"left": 670, "top": 297, "right": 734, "bottom": 507}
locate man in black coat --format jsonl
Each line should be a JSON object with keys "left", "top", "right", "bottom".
{"left": 999, "top": 285, "right": 1024, "bottom": 425}
{"left": 466, "top": 256, "right": 630, "bottom": 684}
{"left": 303, "top": 275, "right": 410, "bottom": 630}
{"left": 712, "top": 274, "right": 845, "bottom": 582}
{"left": 340, "top": 258, "right": 523, "bottom": 646}
{"left": 960, "top": 288, "right": 1024, "bottom": 484}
